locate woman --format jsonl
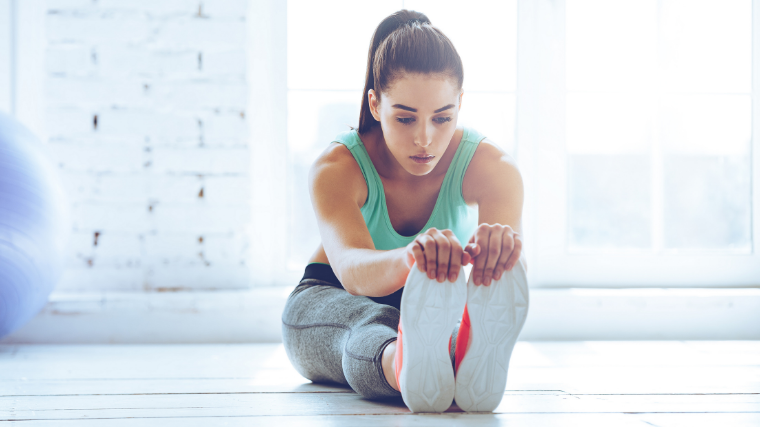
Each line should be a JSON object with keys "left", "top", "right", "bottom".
{"left": 282, "top": 9, "right": 529, "bottom": 413}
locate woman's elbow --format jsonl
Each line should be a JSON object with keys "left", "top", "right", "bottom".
{"left": 334, "top": 268, "right": 359, "bottom": 296}
{"left": 344, "top": 286, "right": 361, "bottom": 296}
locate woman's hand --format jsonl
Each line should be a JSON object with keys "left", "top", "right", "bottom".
{"left": 404, "top": 228, "right": 478, "bottom": 283}
{"left": 467, "top": 223, "right": 522, "bottom": 286}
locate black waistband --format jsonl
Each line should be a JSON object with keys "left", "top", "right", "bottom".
{"left": 299, "top": 262, "right": 403, "bottom": 311}
{"left": 301, "top": 263, "right": 342, "bottom": 287}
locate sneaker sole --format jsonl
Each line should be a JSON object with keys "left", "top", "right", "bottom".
{"left": 454, "top": 256, "right": 529, "bottom": 412}
{"left": 398, "top": 264, "right": 467, "bottom": 413}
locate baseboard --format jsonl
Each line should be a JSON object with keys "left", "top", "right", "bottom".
{"left": 1, "top": 287, "right": 759, "bottom": 343}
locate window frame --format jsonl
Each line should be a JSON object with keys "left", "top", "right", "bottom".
{"left": 0, "top": 0, "right": 13, "bottom": 113}
{"left": 248, "top": 0, "right": 298, "bottom": 286}
{"left": 0, "top": 0, "right": 46, "bottom": 135}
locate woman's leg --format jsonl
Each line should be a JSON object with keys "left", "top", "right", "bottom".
{"left": 380, "top": 324, "right": 460, "bottom": 392}
{"left": 281, "top": 281, "right": 401, "bottom": 400}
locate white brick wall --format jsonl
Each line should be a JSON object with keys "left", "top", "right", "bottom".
{"left": 45, "top": 0, "right": 251, "bottom": 292}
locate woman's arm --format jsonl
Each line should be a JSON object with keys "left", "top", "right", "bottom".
{"left": 462, "top": 139, "right": 528, "bottom": 284}
{"left": 309, "top": 142, "right": 409, "bottom": 297}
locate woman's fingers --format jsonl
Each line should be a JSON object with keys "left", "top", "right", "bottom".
{"left": 406, "top": 228, "right": 471, "bottom": 283}
{"left": 482, "top": 225, "right": 506, "bottom": 286}
{"left": 405, "top": 240, "right": 426, "bottom": 272}
{"left": 503, "top": 232, "right": 522, "bottom": 272}
{"left": 471, "top": 225, "right": 492, "bottom": 286}
{"left": 418, "top": 234, "right": 438, "bottom": 279}
{"left": 492, "top": 229, "right": 515, "bottom": 281}
{"left": 463, "top": 242, "right": 479, "bottom": 262}
{"left": 432, "top": 231, "right": 451, "bottom": 283}
{"left": 443, "top": 230, "right": 462, "bottom": 282}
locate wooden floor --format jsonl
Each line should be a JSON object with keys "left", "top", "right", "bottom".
{"left": 1, "top": 341, "right": 758, "bottom": 426}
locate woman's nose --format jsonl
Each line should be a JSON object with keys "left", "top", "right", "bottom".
{"left": 415, "top": 124, "right": 434, "bottom": 147}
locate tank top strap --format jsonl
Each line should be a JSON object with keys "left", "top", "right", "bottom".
{"left": 330, "top": 128, "right": 382, "bottom": 213}
{"left": 444, "top": 126, "right": 487, "bottom": 205}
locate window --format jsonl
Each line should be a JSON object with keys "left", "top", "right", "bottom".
{"left": 252, "top": 0, "right": 759, "bottom": 287}
{"left": 521, "top": 0, "right": 759, "bottom": 287}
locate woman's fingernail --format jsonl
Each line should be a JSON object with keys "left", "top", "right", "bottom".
{"left": 438, "top": 273, "right": 445, "bottom": 282}
{"left": 429, "top": 270, "right": 435, "bottom": 279}
{"left": 450, "top": 273, "right": 457, "bottom": 282}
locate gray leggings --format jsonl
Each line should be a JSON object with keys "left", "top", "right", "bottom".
{"left": 281, "top": 263, "right": 460, "bottom": 400}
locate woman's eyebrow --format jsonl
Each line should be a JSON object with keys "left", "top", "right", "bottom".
{"left": 392, "top": 104, "right": 455, "bottom": 113}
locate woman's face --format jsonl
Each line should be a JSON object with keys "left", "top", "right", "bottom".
{"left": 368, "top": 72, "right": 463, "bottom": 177}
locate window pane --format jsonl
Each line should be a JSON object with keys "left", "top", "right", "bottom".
{"left": 568, "top": 155, "right": 651, "bottom": 249}
{"left": 566, "top": 0, "right": 657, "bottom": 91}
{"left": 458, "top": 92, "right": 516, "bottom": 155}
{"left": 659, "top": 94, "right": 751, "bottom": 156}
{"left": 566, "top": 93, "right": 652, "bottom": 155}
{"left": 287, "top": 90, "right": 362, "bottom": 268}
{"left": 663, "top": 155, "right": 751, "bottom": 250}
{"left": 287, "top": 0, "right": 403, "bottom": 90}
{"left": 659, "top": 0, "right": 751, "bottom": 93}
{"left": 566, "top": 0, "right": 753, "bottom": 254}
{"left": 659, "top": 94, "right": 752, "bottom": 250}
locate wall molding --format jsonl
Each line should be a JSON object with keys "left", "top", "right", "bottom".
{"left": 1, "top": 288, "right": 758, "bottom": 344}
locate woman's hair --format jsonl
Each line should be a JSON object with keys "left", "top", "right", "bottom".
{"left": 357, "top": 10, "right": 464, "bottom": 134}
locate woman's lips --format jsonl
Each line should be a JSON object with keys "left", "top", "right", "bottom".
{"left": 410, "top": 155, "right": 434, "bottom": 164}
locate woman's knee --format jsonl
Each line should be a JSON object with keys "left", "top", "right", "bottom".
{"left": 354, "top": 302, "right": 400, "bottom": 330}
{"left": 281, "top": 322, "right": 349, "bottom": 385}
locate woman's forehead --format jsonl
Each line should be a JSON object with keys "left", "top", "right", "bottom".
{"left": 383, "top": 73, "right": 460, "bottom": 110}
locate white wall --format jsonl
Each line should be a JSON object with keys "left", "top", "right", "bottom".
{"left": 44, "top": 0, "right": 252, "bottom": 292}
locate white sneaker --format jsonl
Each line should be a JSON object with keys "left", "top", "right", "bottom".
{"left": 454, "top": 256, "right": 529, "bottom": 412}
{"left": 396, "top": 263, "right": 467, "bottom": 413}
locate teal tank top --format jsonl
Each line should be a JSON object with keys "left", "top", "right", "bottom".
{"left": 331, "top": 126, "right": 485, "bottom": 251}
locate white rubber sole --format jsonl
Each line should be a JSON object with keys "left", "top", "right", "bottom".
{"left": 454, "top": 256, "right": 530, "bottom": 412}
{"left": 398, "top": 264, "right": 467, "bottom": 413}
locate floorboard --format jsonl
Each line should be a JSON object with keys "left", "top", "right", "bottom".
{"left": 0, "top": 342, "right": 757, "bottom": 425}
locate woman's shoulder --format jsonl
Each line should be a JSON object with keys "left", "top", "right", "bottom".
{"left": 461, "top": 125, "right": 488, "bottom": 145}
{"left": 458, "top": 126, "right": 512, "bottom": 168}
{"left": 329, "top": 127, "right": 362, "bottom": 149}
{"left": 313, "top": 135, "right": 361, "bottom": 175}
{"left": 310, "top": 134, "right": 368, "bottom": 208}
{"left": 313, "top": 127, "right": 362, "bottom": 167}
{"left": 461, "top": 134, "right": 522, "bottom": 205}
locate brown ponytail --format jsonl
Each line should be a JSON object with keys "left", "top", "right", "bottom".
{"left": 357, "top": 10, "right": 464, "bottom": 135}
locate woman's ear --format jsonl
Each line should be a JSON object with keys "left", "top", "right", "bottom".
{"left": 368, "top": 89, "right": 381, "bottom": 121}
{"left": 458, "top": 90, "right": 463, "bottom": 111}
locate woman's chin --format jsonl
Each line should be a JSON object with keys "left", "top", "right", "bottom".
{"left": 403, "top": 161, "right": 436, "bottom": 176}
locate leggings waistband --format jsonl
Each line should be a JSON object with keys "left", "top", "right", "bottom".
{"left": 301, "top": 263, "right": 342, "bottom": 287}
{"left": 300, "top": 262, "right": 403, "bottom": 311}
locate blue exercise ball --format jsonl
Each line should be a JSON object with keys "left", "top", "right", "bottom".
{"left": 0, "top": 111, "right": 70, "bottom": 339}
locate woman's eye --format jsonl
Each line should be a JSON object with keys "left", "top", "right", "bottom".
{"left": 396, "top": 116, "right": 452, "bottom": 125}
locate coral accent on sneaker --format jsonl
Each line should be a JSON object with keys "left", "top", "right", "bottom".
{"left": 394, "top": 320, "right": 403, "bottom": 391}
{"left": 454, "top": 304, "right": 471, "bottom": 374}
